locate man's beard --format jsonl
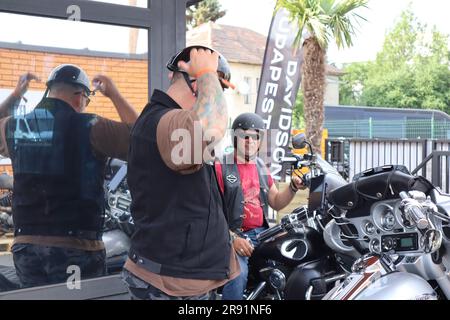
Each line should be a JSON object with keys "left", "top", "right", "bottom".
{"left": 237, "top": 145, "right": 257, "bottom": 162}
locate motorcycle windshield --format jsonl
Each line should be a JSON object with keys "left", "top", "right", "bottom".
{"left": 315, "top": 155, "right": 344, "bottom": 178}
{"left": 311, "top": 155, "right": 348, "bottom": 199}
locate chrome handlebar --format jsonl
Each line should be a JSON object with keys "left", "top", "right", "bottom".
{"left": 399, "top": 191, "right": 429, "bottom": 229}
{"left": 256, "top": 210, "right": 307, "bottom": 242}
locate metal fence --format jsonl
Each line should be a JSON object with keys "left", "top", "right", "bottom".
{"left": 326, "top": 138, "right": 450, "bottom": 193}
{"left": 325, "top": 119, "right": 450, "bottom": 140}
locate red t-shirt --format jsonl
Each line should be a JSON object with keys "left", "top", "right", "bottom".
{"left": 215, "top": 161, "right": 274, "bottom": 231}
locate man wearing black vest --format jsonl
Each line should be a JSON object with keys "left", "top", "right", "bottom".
{"left": 122, "top": 46, "right": 240, "bottom": 300}
{"left": 0, "top": 65, "right": 138, "bottom": 287}
{"left": 215, "top": 113, "right": 305, "bottom": 300}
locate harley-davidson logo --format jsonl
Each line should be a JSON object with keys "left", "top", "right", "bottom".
{"left": 226, "top": 174, "right": 238, "bottom": 184}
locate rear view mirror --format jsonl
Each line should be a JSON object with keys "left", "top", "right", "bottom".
{"left": 292, "top": 133, "right": 307, "bottom": 149}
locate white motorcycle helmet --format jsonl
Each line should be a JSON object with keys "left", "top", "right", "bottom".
{"left": 46, "top": 64, "right": 91, "bottom": 94}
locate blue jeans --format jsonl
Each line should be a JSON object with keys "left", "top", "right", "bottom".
{"left": 221, "top": 227, "right": 266, "bottom": 300}
{"left": 12, "top": 243, "right": 106, "bottom": 288}
{"left": 122, "top": 269, "right": 213, "bottom": 300}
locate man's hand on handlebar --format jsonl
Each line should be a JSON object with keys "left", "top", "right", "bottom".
{"left": 292, "top": 176, "right": 306, "bottom": 191}
{"left": 232, "top": 236, "right": 254, "bottom": 257}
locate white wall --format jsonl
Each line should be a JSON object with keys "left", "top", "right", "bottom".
{"left": 325, "top": 75, "right": 340, "bottom": 105}
{"left": 0, "top": 89, "right": 44, "bottom": 114}
{"left": 224, "top": 62, "right": 262, "bottom": 126}
{"left": 225, "top": 63, "right": 341, "bottom": 126}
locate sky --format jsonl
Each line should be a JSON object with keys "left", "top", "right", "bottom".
{"left": 217, "top": 0, "right": 450, "bottom": 66}
{"left": 0, "top": 0, "right": 448, "bottom": 66}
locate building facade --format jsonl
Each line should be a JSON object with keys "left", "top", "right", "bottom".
{"left": 187, "top": 22, "right": 343, "bottom": 126}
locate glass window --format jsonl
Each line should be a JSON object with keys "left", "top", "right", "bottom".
{"left": 0, "top": 13, "right": 148, "bottom": 292}
{"left": 244, "top": 76, "right": 251, "bottom": 105}
{"left": 0, "top": 13, "right": 148, "bottom": 54}
{"left": 89, "top": 0, "right": 148, "bottom": 8}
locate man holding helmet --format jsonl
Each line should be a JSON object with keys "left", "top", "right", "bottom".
{"left": 215, "top": 112, "right": 305, "bottom": 300}
{"left": 122, "top": 45, "right": 240, "bottom": 300}
{"left": 0, "top": 64, "right": 137, "bottom": 287}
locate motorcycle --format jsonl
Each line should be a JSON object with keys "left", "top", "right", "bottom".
{"left": 102, "top": 158, "right": 134, "bottom": 273}
{"left": 0, "top": 173, "right": 13, "bottom": 235}
{"left": 321, "top": 165, "right": 450, "bottom": 300}
{"left": 243, "top": 134, "right": 353, "bottom": 300}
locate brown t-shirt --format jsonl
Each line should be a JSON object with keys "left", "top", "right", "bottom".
{"left": 123, "top": 108, "right": 240, "bottom": 297}
{"left": 124, "top": 251, "right": 240, "bottom": 297}
{"left": 156, "top": 109, "right": 214, "bottom": 174}
{"left": 0, "top": 114, "right": 132, "bottom": 251}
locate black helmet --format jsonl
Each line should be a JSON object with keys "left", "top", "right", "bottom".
{"left": 166, "top": 45, "right": 232, "bottom": 89}
{"left": 232, "top": 113, "right": 266, "bottom": 131}
{"left": 46, "top": 64, "right": 90, "bottom": 94}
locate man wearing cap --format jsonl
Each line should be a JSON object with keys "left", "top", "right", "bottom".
{"left": 0, "top": 65, "right": 138, "bottom": 288}
{"left": 122, "top": 46, "right": 240, "bottom": 300}
{"left": 216, "top": 113, "right": 305, "bottom": 300}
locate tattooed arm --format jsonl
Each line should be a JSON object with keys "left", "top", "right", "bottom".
{"left": 192, "top": 72, "right": 228, "bottom": 139}
{"left": 177, "top": 49, "right": 228, "bottom": 140}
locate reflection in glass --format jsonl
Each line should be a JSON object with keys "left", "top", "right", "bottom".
{"left": 13, "top": 106, "right": 54, "bottom": 146}
{"left": 0, "top": 12, "right": 148, "bottom": 294}
{"left": 0, "top": 13, "right": 148, "bottom": 54}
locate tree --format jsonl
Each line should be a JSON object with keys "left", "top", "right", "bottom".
{"left": 187, "top": 0, "right": 226, "bottom": 29}
{"left": 292, "top": 91, "right": 305, "bottom": 129}
{"left": 277, "top": 0, "right": 368, "bottom": 155}
{"left": 339, "top": 62, "right": 370, "bottom": 105}
{"left": 340, "top": 9, "right": 450, "bottom": 113}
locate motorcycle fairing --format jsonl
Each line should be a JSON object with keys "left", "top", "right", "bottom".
{"left": 328, "top": 166, "right": 434, "bottom": 214}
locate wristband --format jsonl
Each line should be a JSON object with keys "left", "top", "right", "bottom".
{"left": 289, "top": 181, "right": 299, "bottom": 193}
{"left": 195, "top": 68, "right": 216, "bottom": 79}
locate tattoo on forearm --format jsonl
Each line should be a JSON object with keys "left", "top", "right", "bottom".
{"left": 193, "top": 73, "right": 228, "bottom": 136}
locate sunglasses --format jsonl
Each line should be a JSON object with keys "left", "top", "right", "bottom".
{"left": 236, "top": 130, "right": 263, "bottom": 141}
{"left": 74, "top": 91, "right": 91, "bottom": 106}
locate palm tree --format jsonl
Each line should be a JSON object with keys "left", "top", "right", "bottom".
{"left": 277, "top": 0, "right": 368, "bottom": 154}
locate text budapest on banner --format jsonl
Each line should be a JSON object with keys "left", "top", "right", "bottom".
{"left": 255, "top": 6, "right": 303, "bottom": 181}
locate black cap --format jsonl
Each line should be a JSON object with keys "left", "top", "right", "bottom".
{"left": 166, "top": 45, "right": 231, "bottom": 89}
{"left": 232, "top": 113, "right": 265, "bottom": 131}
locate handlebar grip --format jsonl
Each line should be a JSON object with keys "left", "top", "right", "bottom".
{"left": 279, "top": 156, "right": 300, "bottom": 164}
{"left": 399, "top": 191, "right": 409, "bottom": 200}
{"left": 400, "top": 191, "right": 428, "bottom": 229}
{"left": 256, "top": 224, "right": 283, "bottom": 241}
{"left": 407, "top": 206, "right": 429, "bottom": 229}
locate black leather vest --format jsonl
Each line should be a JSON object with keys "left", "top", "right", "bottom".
{"left": 127, "top": 90, "right": 232, "bottom": 280}
{"left": 6, "top": 98, "right": 105, "bottom": 240}
{"left": 220, "top": 154, "right": 270, "bottom": 233}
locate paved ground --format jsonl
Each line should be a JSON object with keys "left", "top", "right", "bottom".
{"left": 275, "top": 182, "right": 309, "bottom": 222}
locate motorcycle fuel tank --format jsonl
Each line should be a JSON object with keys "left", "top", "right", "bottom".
{"left": 357, "top": 272, "right": 437, "bottom": 300}
{"left": 325, "top": 271, "right": 437, "bottom": 300}
{"left": 253, "top": 226, "right": 328, "bottom": 268}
